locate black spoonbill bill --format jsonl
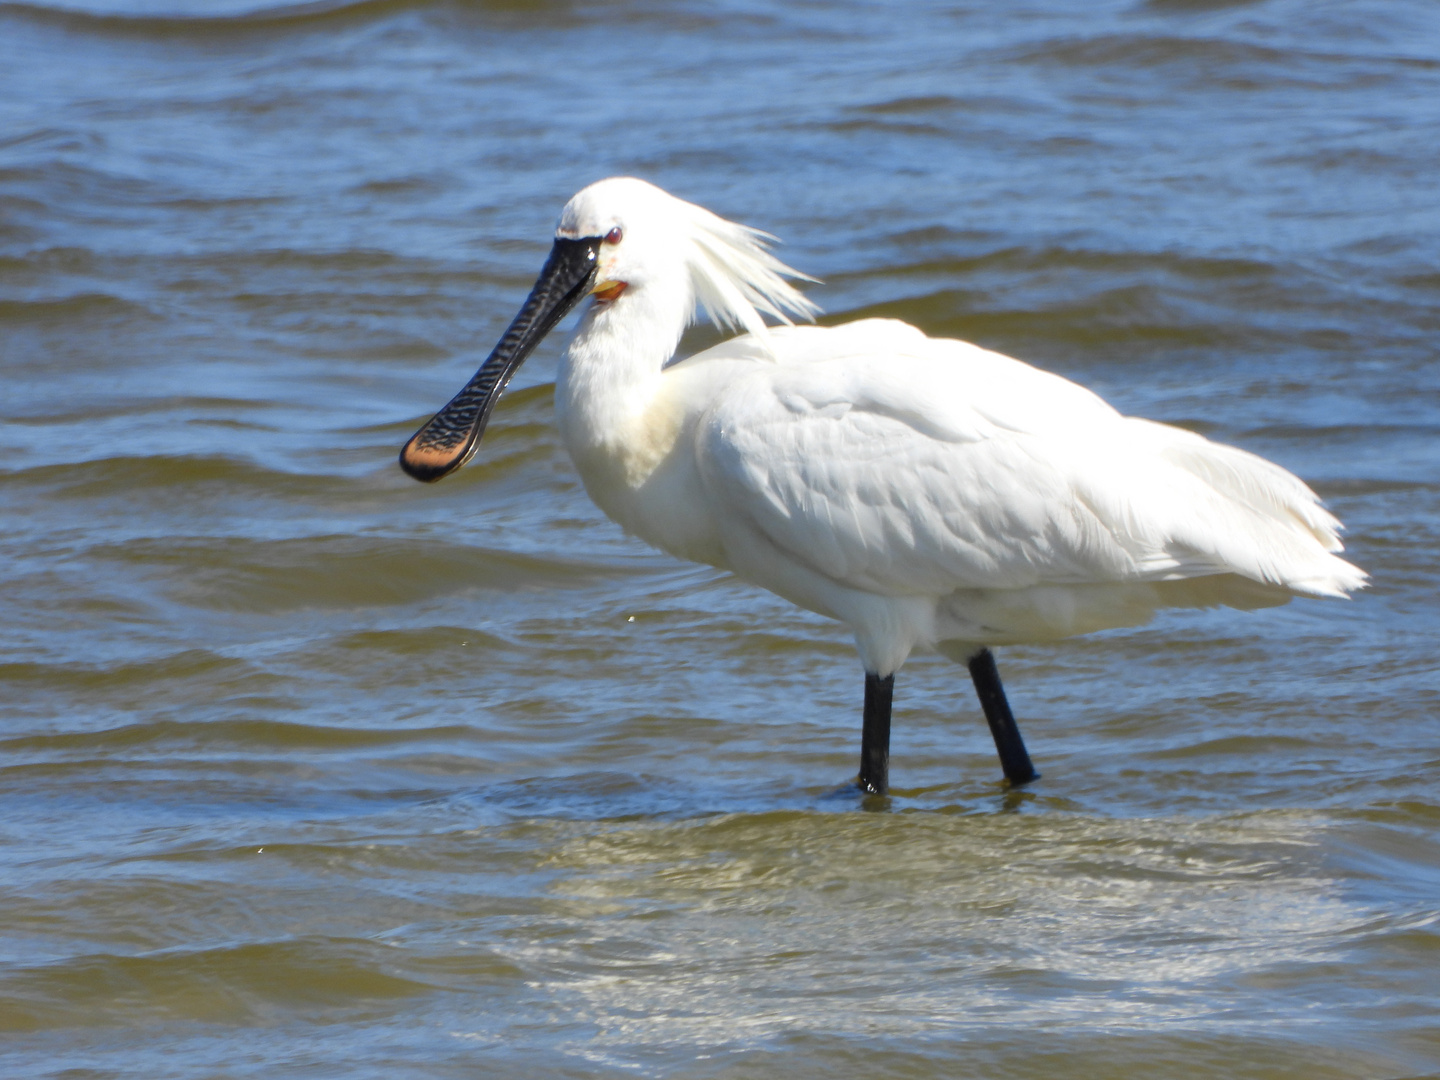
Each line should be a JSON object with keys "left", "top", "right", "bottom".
{"left": 400, "top": 177, "right": 1365, "bottom": 795}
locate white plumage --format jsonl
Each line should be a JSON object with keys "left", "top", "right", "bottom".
{"left": 550, "top": 178, "right": 1363, "bottom": 678}
{"left": 402, "top": 176, "right": 1364, "bottom": 790}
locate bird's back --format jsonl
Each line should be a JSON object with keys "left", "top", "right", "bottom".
{"left": 684, "top": 319, "right": 1364, "bottom": 640}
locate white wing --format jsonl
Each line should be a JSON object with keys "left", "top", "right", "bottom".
{"left": 694, "top": 320, "right": 1364, "bottom": 600}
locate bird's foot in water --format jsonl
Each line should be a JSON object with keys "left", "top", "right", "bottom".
{"left": 819, "top": 777, "right": 889, "bottom": 801}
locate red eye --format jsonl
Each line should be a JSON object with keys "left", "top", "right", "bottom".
{"left": 605, "top": 226, "right": 623, "bottom": 244}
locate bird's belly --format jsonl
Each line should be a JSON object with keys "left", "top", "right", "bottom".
{"left": 935, "top": 583, "right": 1164, "bottom": 646}
{"left": 711, "top": 510, "right": 1293, "bottom": 673}
{"left": 935, "top": 574, "right": 1290, "bottom": 647}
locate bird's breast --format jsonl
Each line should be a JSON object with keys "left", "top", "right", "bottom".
{"left": 558, "top": 380, "right": 729, "bottom": 570}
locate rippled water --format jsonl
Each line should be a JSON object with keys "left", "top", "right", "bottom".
{"left": 2, "top": 0, "right": 1439, "bottom": 1076}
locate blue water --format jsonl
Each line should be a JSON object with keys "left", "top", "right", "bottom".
{"left": 1, "top": 0, "right": 1438, "bottom": 1076}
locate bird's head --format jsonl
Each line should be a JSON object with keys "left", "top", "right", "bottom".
{"left": 554, "top": 177, "right": 676, "bottom": 313}
{"left": 559, "top": 176, "right": 818, "bottom": 337}
{"left": 399, "top": 177, "right": 816, "bottom": 483}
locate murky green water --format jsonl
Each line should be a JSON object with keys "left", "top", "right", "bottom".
{"left": 2, "top": 0, "right": 1438, "bottom": 1076}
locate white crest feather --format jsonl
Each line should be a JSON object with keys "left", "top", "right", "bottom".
{"left": 681, "top": 204, "right": 821, "bottom": 344}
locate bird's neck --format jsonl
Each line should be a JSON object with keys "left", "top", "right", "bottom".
{"left": 554, "top": 287, "right": 688, "bottom": 501}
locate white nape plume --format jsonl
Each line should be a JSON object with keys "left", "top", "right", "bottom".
{"left": 681, "top": 203, "right": 822, "bottom": 341}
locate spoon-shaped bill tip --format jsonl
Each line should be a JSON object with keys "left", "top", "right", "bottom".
{"left": 399, "top": 422, "right": 477, "bottom": 483}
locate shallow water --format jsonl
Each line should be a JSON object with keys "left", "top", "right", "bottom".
{"left": 2, "top": 0, "right": 1439, "bottom": 1076}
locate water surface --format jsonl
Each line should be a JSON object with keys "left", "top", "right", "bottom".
{"left": 1, "top": 0, "right": 1438, "bottom": 1076}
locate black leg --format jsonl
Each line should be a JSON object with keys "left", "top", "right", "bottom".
{"left": 858, "top": 672, "right": 894, "bottom": 795}
{"left": 967, "top": 648, "right": 1038, "bottom": 786}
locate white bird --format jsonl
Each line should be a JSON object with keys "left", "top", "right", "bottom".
{"left": 401, "top": 177, "right": 1365, "bottom": 795}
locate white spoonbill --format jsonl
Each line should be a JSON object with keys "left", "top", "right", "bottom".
{"left": 400, "top": 177, "right": 1365, "bottom": 795}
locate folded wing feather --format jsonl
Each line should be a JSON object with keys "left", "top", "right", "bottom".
{"left": 695, "top": 320, "right": 1364, "bottom": 602}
